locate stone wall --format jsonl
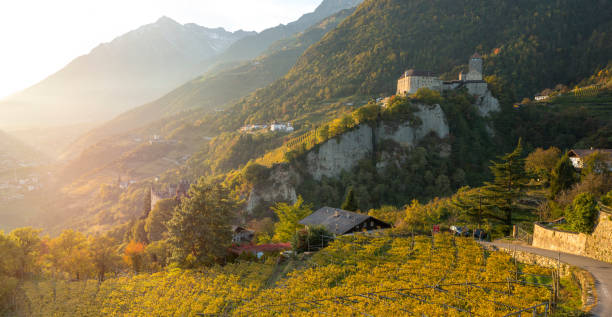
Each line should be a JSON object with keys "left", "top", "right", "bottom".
{"left": 532, "top": 224, "right": 587, "bottom": 255}
{"left": 532, "top": 208, "right": 612, "bottom": 263}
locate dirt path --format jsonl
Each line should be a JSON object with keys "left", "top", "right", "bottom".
{"left": 481, "top": 242, "right": 612, "bottom": 316}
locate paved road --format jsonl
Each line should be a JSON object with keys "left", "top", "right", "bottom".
{"left": 482, "top": 242, "right": 612, "bottom": 316}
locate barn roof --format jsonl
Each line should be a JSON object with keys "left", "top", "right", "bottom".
{"left": 299, "top": 207, "right": 384, "bottom": 235}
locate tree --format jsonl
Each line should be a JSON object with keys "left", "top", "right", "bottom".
{"left": 142, "top": 188, "right": 152, "bottom": 218}
{"left": 581, "top": 151, "right": 612, "bottom": 177}
{"left": 9, "top": 227, "right": 41, "bottom": 278}
{"left": 341, "top": 187, "right": 358, "bottom": 211}
{"left": 167, "top": 179, "right": 238, "bottom": 266}
{"left": 292, "top": 226, "right": 332, "bottom": 253}
{"left": 481, "top": 139, "right": 529, "bottom": 234}
{"left": 271, "top": 196, "right": 313, "bottom": 242}
{"left": 413, "top": 88, "right": 443, "bottom": 104}
{"left": 451, "top": 187, "right": 485, "bottom": 228}
{"left": 550, "top": 152, "right": 577, "bottom": 198}
{"left": 89, "top": 235, "right": 120, "bottom": 281}
{"left": 525, "top": 147, "right": 561, "bottom": 184}
{"left": 145, "top": 198, "right": 178, "bottom": 242}
{"left": 123, "top": 241, "right": 146, "bottom": 273}
{"left": 565, "top": 193, "right": 599, "bottom": 234}
{"left": 45, "top": 230, "right": 93, "bottom": 280}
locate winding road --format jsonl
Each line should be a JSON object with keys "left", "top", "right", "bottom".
{"left": 481, "top": 242, "right": 612, "bottom": 316}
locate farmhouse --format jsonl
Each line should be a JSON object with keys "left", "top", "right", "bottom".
{"left": 568, "top": 149, "right": 612, "bottom": 170}
{"left": 299, "top": 207, "right": 391, "bottom": 236}
{"left": 231, "top": 226, "right": 255, "bottom": 244}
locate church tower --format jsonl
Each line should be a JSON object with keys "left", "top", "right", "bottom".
{"left": 466, "top": 52, "right": 483, "bottom": 81}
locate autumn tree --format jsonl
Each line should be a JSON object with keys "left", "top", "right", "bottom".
{"left": 167, "top": 179, "right": 238, "bottom": 266}
{"left": 581, "top": 151, "right": 612, "bottom": 178}
{"left": 525, "top": 147, "right": 561, "bottom": 184}
{"left": 9, "top": 227, "right": 41, "bottom": 278}
{"left": 124, "top": 241, "right": 146, "bottom": 273}
{"left": 89, "top": 235, "right": 120, "bottom": 281}
{"left": 46, "top": 230, "right": 93, "bottom": 280}
{"left": 271, "top": 196, "right": 313, "bottom": 242}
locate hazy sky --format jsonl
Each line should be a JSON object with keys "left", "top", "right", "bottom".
{"left": 0, "top": 0, "right": 321, "bottom": 100}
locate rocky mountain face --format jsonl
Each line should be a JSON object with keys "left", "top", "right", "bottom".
{"left": 245, "top": 88, "right": 501, "bottom": 214}
{"left": 0, "top": 17, "right": 254, "bottom": 129}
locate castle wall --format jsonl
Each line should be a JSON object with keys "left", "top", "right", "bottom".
{"left": 465, "top": 82, "right": 488, "bottom": 96}
{"left": 397, "top": 76, "right": 442, "bottom": 95}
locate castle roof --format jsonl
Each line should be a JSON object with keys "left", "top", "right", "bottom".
{"left": 400, "top": 69, "right": 437, "bottom": 78}
{"left": 471, "top": 52, "right": 482, "bottom": 59}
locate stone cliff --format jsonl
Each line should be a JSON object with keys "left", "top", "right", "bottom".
{"left": 245, "top": 89, "right": 500, "bottom": 213}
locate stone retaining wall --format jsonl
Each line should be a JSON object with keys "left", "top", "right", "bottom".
{"left": 532, "top": 208, "right": 612, "bottom": 263}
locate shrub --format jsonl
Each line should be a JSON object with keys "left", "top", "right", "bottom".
{"left": 565, "top": 193, "right": 599, "bottom": 234}
{"left": 292, "top": 226, "right": 332, "bottom": 253}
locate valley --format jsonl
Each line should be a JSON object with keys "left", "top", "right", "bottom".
{"left": 1, "top": 0, "right": 612, "bottom": 315}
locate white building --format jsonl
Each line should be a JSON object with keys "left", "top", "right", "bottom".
{"left": 270, "top": 123, "right": 294, "bottom": 133}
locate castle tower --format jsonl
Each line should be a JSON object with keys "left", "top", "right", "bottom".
{"left": 466, "top": 52, "right": 483, "bottom": 81}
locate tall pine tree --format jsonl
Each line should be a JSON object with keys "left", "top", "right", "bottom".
{"left": 481, "top": 139, "right": 529, "bottom": 235}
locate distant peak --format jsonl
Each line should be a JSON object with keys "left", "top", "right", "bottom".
{"left": 155, "top": 16, "right": 180, "bottom": 25}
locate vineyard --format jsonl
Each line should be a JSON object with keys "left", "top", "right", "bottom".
{"left": 234, "top": 234, "right": 553, "bottom": 316}
{"left": 12, "top": 233, "right": 572, "bottom": 316}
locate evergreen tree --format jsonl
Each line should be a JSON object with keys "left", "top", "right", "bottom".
{"left": 341, "top": 187, "right": 358, "bottom": 211}
{"left": 481, "top": 139, "right": 529, "bottom": 234}
{"left": 167, "top": 179, "right": 238, "bottom": 266}
{"left": 550, "top": 152, "right": 577, "bottom": 198}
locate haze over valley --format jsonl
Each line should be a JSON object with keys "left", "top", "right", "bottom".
{"left": 1, "top": 0, "right": 612, "bottom": 316}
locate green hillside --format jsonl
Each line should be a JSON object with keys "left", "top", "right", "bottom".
{"left": 214, "top": 0, "right": 612, "bottom": 130}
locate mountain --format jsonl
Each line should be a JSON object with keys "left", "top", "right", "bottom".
{"left": 216, "top": 0, "right": 612, "bottom": 129}
{"left": 209, "top": 0, "right": 364, "bottom": 64}
{"left": 60, "top": 2, "right": 362, "bottom": 160}
{"left": 0, "top": 17, "right": 254, "bottom": 129}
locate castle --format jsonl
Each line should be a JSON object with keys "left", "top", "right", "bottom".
{"left": 150, "top": 180, "right": 190, "bottom": 211}
{"left": 397, "top": 53, "right": 487, "bottom": 96}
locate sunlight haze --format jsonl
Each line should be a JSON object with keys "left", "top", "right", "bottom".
{"left": 0, "top": 0, "right": 321, "bottom": 100}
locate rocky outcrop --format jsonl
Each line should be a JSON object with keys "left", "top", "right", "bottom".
{"left": 245, "top": 92, "right": 497, "bottom": 213}
{"left": 246, "top": 165, "right": 299, "bottom": 213}
{"left": 474, "top": 89, "right": 501, "bottom": 117}
{"left": 306, "top": 124, "right": 374, "bottom": 181}
{"left": 307, "top": 104, "right": 449, "bottom": 180}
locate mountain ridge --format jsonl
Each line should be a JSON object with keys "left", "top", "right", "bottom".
{"left": 0, "top": 16, "right": 254, "bottom": 129}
